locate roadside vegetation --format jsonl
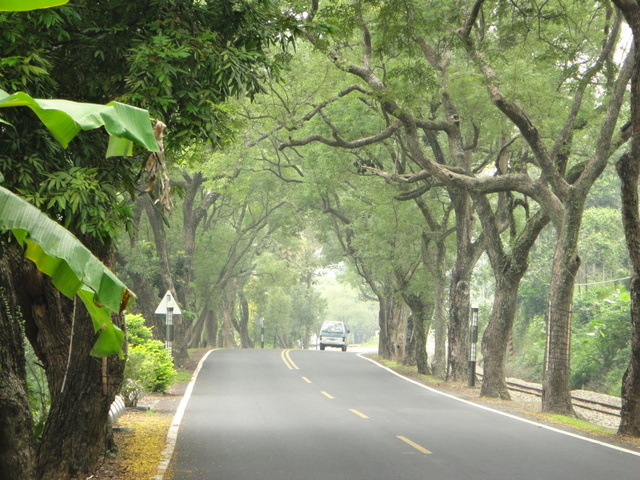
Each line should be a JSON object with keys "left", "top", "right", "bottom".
{"left": 6, "top": 1, "right": 640, "bottom": 478}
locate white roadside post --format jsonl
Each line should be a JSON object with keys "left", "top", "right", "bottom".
{"left": 468, "top": 305, "right": 479, "bottom": 387}
{"left": 155, "top": 290, "right": 182, "bottom": 356}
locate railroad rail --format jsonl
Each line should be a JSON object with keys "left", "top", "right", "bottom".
{"left": 477, "top": 374, "right": 621, "bottom": 418}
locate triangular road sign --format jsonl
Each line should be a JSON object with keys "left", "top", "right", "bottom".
{"left": 155, "top": 290, "right": 182, "bottom": 315}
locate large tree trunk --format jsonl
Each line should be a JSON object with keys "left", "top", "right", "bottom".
{"left": 542, "top": 218, "right": 581, "bottom": 416}
{"left": 217, "top": 280, "right": 238, "bottom": 348}
{"left": 402, "top": 292, "right": 433, "bottom": 375}
{"left": 612, "top": 0, "right": 640, "bottom": 434}
{"left": 144, "top": 199, "right": 189, "bottom": 365}
{"left": 617, "top": 148, "right": 640, "bottom": 435}
{"left": 237, "top": 290, "right": 254, "bottom": 349}
{"left": 480, "top": 275, "right": 520, "bottom": 399}
{"left": 15, "top": 240, "right": 125, "bottom": 479}
{"left": 205, "top": 309, "right": 219, "bottom": 347}
{"left": 447, "top": 189, "right": 480, "bottom": 381}
{"left": 0, "top": 250, "right": 36, "bottom": 480}
{"left": 377, "top": 293, "right": 407, "bottom": 362}
{"left": 116, "top": 253, "right": 162, "bottom": 339}
{"left": 476, "top": 192, "right": 548, "bottom": 399}
{"left": 179, "top": 172, "right": 219, "bottom": 307}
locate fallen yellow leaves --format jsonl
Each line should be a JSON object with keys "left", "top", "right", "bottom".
{"left": 117, "top": 409, "right": 172, "bottom": 479}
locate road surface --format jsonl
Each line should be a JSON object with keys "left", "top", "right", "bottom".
{"left": 168, "top": 349, "right": 640, "bottom": 479}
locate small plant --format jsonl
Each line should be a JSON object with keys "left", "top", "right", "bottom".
{"left": 122, "top": 314, "right": 176, "bottom": 406}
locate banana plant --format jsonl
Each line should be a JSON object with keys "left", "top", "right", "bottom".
{"left": 0, "top": 0, "right": 68, "bottom": 11}
{"left": 0, "top": 91, "right": 159, "bottom": 358}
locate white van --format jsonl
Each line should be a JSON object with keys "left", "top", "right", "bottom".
{"left": 318, "top": 321, "right": 349, "bottom": 352}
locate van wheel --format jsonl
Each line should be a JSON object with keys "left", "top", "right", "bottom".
{"left": 320, "top": 345, "right": 325, "bottom": 350}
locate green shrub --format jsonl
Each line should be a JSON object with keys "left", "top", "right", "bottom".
{"left": 126, "top": 313, "right": 154, "bottom": 346}
{"left": 130, "top": 339, "right": 176, "bottom": 392}
{"left": 122, "top": 314, "right": 176, "bottom": 405}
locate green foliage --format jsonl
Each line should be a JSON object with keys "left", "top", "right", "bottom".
{"left": 507, "top": 315, "right": 547, "bottom": 383}
{"left": 0, "top": 0, "right": 68, "bottom": 11}
{"left": 128, "top": 341, "right": 176, "bottom": 392}
{"left": 25, "top": 344, "right": 49, "bottom": 444}
{"left": 125, "top": 313, "right": 155, "bottom": 346}
{"left": 510, "top": 286, "right": 632, "bottom": 395}
{"left": 571, "top": 288, "right": 631, "bottom": 395}
{"left": 0, "top": 89, "right": 158, "bottom": 154}
{"left": 0, "top": 185, "right": 130, "bottom": 357}
{"left": 122, "top": 314, "right": 176, "bottom": 404}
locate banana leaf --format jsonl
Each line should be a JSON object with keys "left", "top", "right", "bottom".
{"left": 0, "top": 186, "right": 129, "bottom": 358}
{"left": 0, "top": 89, "right": 159, "bottom": 156}
{"left": 0, "top": 0, "right": 68, "bottom": 11}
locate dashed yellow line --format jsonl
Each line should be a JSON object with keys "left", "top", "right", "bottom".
{"left": 302, "top": 376, "right": 312, "bottom": 383}
{"left": 349, "top": 409, "right": 369, "bottom": 419}
{"left": 396, "top": 436, "right": 432, "bottom": 454}
{"left": 321, "top": 391, "right": 335, "bottom": 399}
{"left": 280, "top": 349, "right": 299, "bottom": 370}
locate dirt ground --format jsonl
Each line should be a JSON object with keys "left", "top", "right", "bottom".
{"left": 81, "top": 350, "right": 640, "bottom": 479}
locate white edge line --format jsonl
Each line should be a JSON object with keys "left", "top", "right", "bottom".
{"left": 152, "top": 349, "right": 217, "bottom": 480}
{"left": 357, "top": 353, "right": 640, "bottom": 458}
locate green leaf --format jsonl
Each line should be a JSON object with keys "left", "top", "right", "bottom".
{"left": 0, "top": 89, "right": 159, "bottom": 154}
{"left": 78, "top": 287, "right": 125, "bottom": 358}
{"left": 0, "top": 185, "right": 133, "bottom": 357}
{"left": 0, "top": 0, "right": 68, "bottom": 11}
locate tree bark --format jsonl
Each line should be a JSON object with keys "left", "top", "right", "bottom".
{"left": 377, "top": 293, "right": 407, "bottom": 362}
{"left": 475, "top": 191, "right": 548, "bottom": 399}
{"left": 480, "top": 274, "right": 520, "bottom": 399}
{"left": 402, "top": 292, "right": 433, "bottom": 375}
{"left": 237, "top": 289, "right": 254, "bottom": 349}
{"left": 143, "top": 199, "right": 189, "bottom": 365}
{"left": 116, "top": 251, "right": 162, "bottom": 339}
{"left": 0, "top": 249, "right": 36, "bottom": 480}
{"left": 13, "top": 239, "right": 125, "bottom": 479}
{"left": 217, "top": 280, "right": 238, "bottom": 348}
{"left": 613, "top": 0, "right": 640, "bottom": 435}
{"left": 447, "top": 188, "right": 481, "bottom": 381}
{"left": 542, "top": 219, "right": 582, "bottom": 415}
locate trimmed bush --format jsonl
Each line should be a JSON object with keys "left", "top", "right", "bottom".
{"left": 122, "top": 314, "right": 176, "bottom": 406}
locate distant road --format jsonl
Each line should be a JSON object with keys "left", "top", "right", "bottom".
{"left": 168, "top": 349, "right": 640, "bottom": 479}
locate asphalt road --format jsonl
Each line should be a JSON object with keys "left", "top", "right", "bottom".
{"left": 168, "top": 349, "right": 640, "bottom": 479}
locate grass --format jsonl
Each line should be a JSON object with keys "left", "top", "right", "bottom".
{"left": 545, "top": 414, "right": 617, "bottom": 436}
{"left": 369, "top": 354, "right": 446, "bottom": 385}
{"left": 174, "top": 369, "right": 192, "bottom": 383}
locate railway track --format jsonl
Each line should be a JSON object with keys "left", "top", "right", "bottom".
{"left": 477, "top": 374, "right": 622, "bottom": 418}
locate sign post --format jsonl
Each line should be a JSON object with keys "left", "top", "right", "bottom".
{"left": 155, "top": 290, "right": 182, "bottom": 356}
{"left": 468, "top": 306, "right": 479, "bottom": 387}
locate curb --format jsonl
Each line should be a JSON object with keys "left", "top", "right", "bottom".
{"left": 108, "top": 395, "right": 126, "bottom": 424}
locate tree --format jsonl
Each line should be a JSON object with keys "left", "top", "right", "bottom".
{"left": 610, "top": 0, "right": 640, "bottom": 437}
{"left": 270, "top": 1, "right": 630, "bottom": 413}
{"left": 0, "top": 93, "right": 156, "bottom": 479}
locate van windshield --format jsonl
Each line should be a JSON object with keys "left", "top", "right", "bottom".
{"left": 321, "top": 322, "right": 344, "bottom": 334}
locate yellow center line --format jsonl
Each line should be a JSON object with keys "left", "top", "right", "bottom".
{"left": 280, "top": 349, "right": 300, "bottom": 370}
{"left": 396, "top": 436, "right": 432, "bottom": 454}
{"left": 280, "top": 350, "right": 293, "bottom": 369}
{"left": 348, "top": 409, "right": 369, "bottom": 419}
{"left": 302, "top": 376, "right": 312, "bottom": 383}
{"left": 321, "top": 391, "right": 335, "bottom": 399}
